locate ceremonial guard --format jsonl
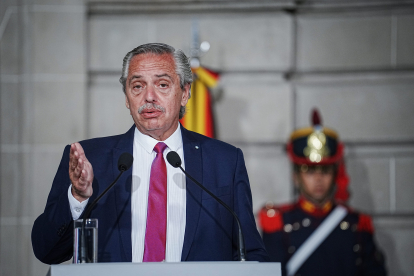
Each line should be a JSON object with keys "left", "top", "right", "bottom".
{"left": 259, "top": 110, "right": 387, "bottom": 276}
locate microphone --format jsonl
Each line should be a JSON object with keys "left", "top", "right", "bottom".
{"left": 118, "top": 152, "right": 134, "bottom": 171}
{"left": 166, "top": 151, "right": 247, "bottom": 262}
{"left": 79, "top": 152, "right": 133, "bottom": 263}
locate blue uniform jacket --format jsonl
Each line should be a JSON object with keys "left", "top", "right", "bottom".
{"left": 32, "top": 125, "right": 269, "bottom": 264}
{"left": 259, "top": 197, "right": 386, "bottom": 276}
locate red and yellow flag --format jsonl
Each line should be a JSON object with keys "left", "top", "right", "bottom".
{"left": 180, "top": 67, "right": 219, "bottom": 138}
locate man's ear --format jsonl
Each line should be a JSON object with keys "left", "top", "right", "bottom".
{"left": 181, "top": 83, "right": 191, "bottom": 106}
{"left": 125, "top": 95, "right": 130, "bottom": 109}
{"left": 293, "top": 172, "right": 300, "bottom": 189}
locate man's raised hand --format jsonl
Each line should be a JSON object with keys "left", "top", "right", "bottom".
{"left": 69, "top": 143, "right": 94, "bottom": 202}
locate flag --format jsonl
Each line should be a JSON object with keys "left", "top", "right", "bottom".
{"left": 180, "top": 67, "right": 219, "bottom": 138}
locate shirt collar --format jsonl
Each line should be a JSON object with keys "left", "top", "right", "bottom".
{"left": 134, "top": 123, "right": 182, "bottom": 153}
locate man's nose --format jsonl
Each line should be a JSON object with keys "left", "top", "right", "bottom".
{"left": 313, "top": 171, "right": 324, "bottom": 179}
{"left": 144, "top": 85, "right": 157, "bottom": 102}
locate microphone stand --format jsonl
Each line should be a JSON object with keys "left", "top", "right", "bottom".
{"left": 178, "top": 167, "right": 247, "bottom": 262}
{"left": 79, "top": 170, "right": 126, "bottom": 263}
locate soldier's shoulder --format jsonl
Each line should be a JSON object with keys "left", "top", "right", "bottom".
{"left": 338, "top": 203, "right": 375, "bottom": 234}
{"left": 258, "top": 202, "right": 296, "bottom": 233}
{"left": 260, "top": 201, "right": 297, "bottom": 214}
{"left": 356, "top": 211, "right": 375, "bottom": 234}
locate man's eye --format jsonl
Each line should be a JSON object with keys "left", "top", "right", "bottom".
{"left": 160, "top": 83, "right": 168, "bottom": 88}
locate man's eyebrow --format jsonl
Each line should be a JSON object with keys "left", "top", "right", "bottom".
{"left": 156, "top": 74, "right": 173, "bottom": 81}
{"left": 129, "top": 75, "right": 142, "bottom": 83}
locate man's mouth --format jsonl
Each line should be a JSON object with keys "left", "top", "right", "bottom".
{"left": 138, "top": 103, "right": 166, "bottom": 119}
{"left": 141, "top": 109, "right": 163, "bottom": 118}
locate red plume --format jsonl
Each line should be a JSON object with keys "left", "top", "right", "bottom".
{"left": 312, "top": 108, "right": 322, "bottom": 126}
{"left": 335, "top": 158, "right": 350, "bottom": 203}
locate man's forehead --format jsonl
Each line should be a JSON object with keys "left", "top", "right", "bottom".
{"left": 127, "top": 53, "right": 177, "bottom": 78}
{"left": 130, "top": 53, "right": 175, "bottom": 68}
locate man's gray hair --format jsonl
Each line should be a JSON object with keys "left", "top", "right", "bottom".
{"left": 119, "top": 43, "right": 193, "bottom": 119}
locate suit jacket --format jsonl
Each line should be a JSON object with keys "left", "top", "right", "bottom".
{"left": 32, "top": 125, "right": 269, "bottom": 264}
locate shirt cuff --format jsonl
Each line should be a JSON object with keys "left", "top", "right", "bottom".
{"left": 68, "top": 184, "right": 89, "bottom": 220}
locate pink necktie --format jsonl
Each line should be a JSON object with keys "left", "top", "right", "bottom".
{"left": 143, "top": 142, "right": 168, "bottom": 262}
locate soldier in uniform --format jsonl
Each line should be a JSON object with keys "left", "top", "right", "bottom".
{"left": 258, "top": 109, "right": 387, "bottom": 276}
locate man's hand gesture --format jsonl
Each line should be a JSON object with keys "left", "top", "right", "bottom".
{"left": 69, "top": 143, "right": 94, "bottom": 202}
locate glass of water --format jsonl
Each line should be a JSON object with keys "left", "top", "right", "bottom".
{"left": 73, "top": 218, "right": 98, "bottom": 263}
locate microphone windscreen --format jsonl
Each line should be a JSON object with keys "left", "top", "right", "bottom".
{"left": 118, "top": 152, "right": 134, "bottom": 171}
{"left": 167, "top": 151, "right": 182, "bottom": 168}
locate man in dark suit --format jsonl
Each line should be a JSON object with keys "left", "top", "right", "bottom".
{"left": 31, "top": 43, "right": 269, "bottom": 264}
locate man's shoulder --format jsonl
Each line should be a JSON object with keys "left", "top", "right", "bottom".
{"left": 338, "top": 203, "right": 376, "bottom": 234}
{"left": 264, "top": 201, "right": 297, "bottom": 213}
{"left": 78, "top": 134, "right": 118, "bottom": 149}
{"left": 182, "top": 127, "right": 237, "bottom": 152}
{"left": 77, "top": 126, "right": 134, "bottom": 152}
{"left": 338, "top": 203, "right": 369, "bottom": 217}
{"left": 258, "top": 201, "right": 297, "bottom": 233}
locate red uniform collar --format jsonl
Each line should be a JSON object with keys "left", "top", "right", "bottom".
{"left": 298, "top": 196, "right": 333, "bottom": 217}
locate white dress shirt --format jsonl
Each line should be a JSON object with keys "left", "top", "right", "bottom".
{"left": 68, "top": 123, "right": 187, "bottom": 262}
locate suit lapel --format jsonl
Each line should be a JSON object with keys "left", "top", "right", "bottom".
{"left": 113, "top": 125, "right": 135, "bottom": 261}
{"left": 180, "top": 126, "right": 203, "bottom": 261}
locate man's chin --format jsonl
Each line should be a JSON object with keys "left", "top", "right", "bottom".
{"left": 135, "top": 121, "right": 161, "bottom": 133}
{"left": 142, "top": 125, "right": 162, "bottom": 133}
{"left": 303, "top": 193, "right": 331, "bottom": 204}
{"left": 313, "top": 193, "right": 330, "bottom": 201}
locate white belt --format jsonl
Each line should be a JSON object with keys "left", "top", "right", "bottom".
{"left": 286, "top": 205, "right": 348, "bottom": 276}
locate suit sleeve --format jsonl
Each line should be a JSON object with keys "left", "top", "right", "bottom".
{"left": 31, "top": 145, "right": 74, "bottom": 264}
{"left": 233, "top": 148, "right": 270, "bottom": 262}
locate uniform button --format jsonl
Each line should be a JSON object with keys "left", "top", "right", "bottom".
{"left": 74, "top": 207, "right": 81, "bottom": 212}
{"left": 288, "top": 246, "right": 296, "bottom": 254}
{"left": 302, "top": 218, "right": 311, "bottom": 227}
{"left": 340, "top": 221, "right": 349, "bottom": 230}
{"left": 293, "top": 222, "right": 300, "bottom": 231}
{"left": 356, "top": 258, "right": 362, "bottom": 265}
{"left": 284, "top": 224, "right": 293, "bottom": 233}
{"left": 267, "top": 209, "right": 276, "bottom": 217}
{"left": 352, "top": 224, "right": 358, "bottom": 232}
{"left": 353, "top": 244, "right": 360, "bottom": 252}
